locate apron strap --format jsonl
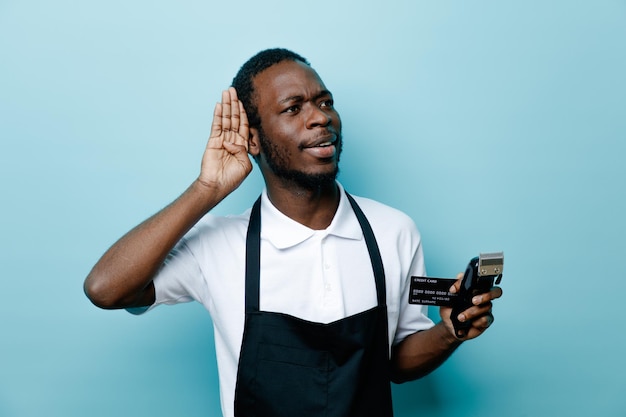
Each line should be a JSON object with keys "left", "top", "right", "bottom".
{"left": 345, "top": 193, "right": 387, "bottom": 307}
{"left": 244, "top": 192, "right": 387, "bottom": 313}
{"left": 245, "top": 197, "right": 262, "bottom": 313}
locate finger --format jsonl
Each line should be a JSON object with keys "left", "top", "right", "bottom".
{"left": 471, "top": 287, "right": 503, "bottom": 305}
{"left": 448, "top": 272, "right": 464, "bottom": 294}
{"left": 490, "top": 286, "right": 503, "bottom": 300}
{"left": 210, "top": 102, "right": 223, "bottom": 139}
{"left": 457, "top": 302, "right": 493, "bottom": 323}
{"left": 476, "top": 312, "right": 494, "bottom": 330}
{"left": 222, "top": 140, "right": 250, "bottom": 160}
{"left": 238, "top": 100, "right": 250, "bottom": 149}
{"left": 221, "top": 89, "right": 232, "bottom": 132}
{"left": 229, "top": 87, "right": 240, "bottom": 133}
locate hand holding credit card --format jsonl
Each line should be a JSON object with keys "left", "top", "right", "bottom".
{"left": 410, "top": 252, "right": 504, "bottom": 338}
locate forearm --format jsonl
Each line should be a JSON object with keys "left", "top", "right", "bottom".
{"left": 84, "top": 88, "right": 253, "bottom": 310}
{"left": 390, "top": 321, "right": 461, "bottom": 383}
{"left": 84, "top": 179, "right": 225, "bottom": 309}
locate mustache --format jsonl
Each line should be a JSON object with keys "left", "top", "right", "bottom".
{"left": 299, "top": 131, "right": 342, "bottom": 150}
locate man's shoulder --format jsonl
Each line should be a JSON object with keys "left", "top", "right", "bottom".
{"left": 187, "top": 208, "right": 252, "bottom": 240}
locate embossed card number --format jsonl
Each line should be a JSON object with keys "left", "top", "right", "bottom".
{"left": 409, "top": 277, "right": 459, "bottom": 306}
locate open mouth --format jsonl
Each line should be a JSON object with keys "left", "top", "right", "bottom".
{"left": 302, "top": 139, "right": 337, "bottom": 159}
{"left": 302, "top": 135, "right": 337, "bottom": 150}
{"left": 313, "top": 140, "right": 334, "bottom": 148}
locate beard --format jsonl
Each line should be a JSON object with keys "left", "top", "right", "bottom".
{"left": 257, "top": 127, "right": 343, "bottom": 191}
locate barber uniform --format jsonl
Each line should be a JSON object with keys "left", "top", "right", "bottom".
{"left": 234, "top": 194, "right": 394, "bottom": 417}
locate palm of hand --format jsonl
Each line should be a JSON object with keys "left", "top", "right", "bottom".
{"left": 200, "top": 88, "right": 252, "bottom": 191}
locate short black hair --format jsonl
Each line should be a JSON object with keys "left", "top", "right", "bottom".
{"left": 231, "top": 48, "right": 309, "bottom": 128}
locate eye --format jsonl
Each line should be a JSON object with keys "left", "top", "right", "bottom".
{"left": 283, "top": 105, "right": 300, "bottom": 114}
{"left": 320, "top": 99, "right": 334, "bottom": 108}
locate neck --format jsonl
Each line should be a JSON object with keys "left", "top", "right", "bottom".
{"left": 265, "top": 179, "right": 340, "bottom": 230}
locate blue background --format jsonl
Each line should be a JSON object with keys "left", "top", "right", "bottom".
{"left": 1, "top": 1, "right": 625, "bottom": 416}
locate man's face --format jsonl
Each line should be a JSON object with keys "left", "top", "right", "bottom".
{"left": 251, "top": 60, "right": 342, "bottom": 189}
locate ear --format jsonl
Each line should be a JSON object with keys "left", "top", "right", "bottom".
{"left": 248, "top": 127, "right": 261, "bottom": 157}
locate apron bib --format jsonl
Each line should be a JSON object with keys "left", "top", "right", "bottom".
{"left": 234, "top": 193, "right": 393, "bottom": 417}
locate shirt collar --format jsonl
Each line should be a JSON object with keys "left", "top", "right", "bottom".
{"left": 260, "top": 183, "right": 364, "bottom": 249}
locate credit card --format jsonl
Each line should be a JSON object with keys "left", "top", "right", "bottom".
{"left": 409, "top": 276, "right": 458, "bottom": 306}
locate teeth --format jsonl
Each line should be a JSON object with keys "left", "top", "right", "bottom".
{"left": 317, "top": 142, "right": 332, "bottom": 147}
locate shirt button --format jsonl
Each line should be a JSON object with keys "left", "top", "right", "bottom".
{"left": 324, "top": 263, "right": 331, "bottom": 270}
{"left": 325, "top": 283, "right": 332, "bottom": 291}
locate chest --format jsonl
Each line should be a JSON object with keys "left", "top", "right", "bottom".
{"left": 259, "top": 233, "right": 378, "bottom": 323}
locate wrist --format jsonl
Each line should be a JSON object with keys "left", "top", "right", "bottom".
{"left": 183, "top": 179, "right": 225, "bottom": 214}
{"left": 436, "top": 321, "right": 463, "bottom": 347}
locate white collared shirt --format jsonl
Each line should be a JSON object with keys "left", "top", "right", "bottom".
{"left": 143, "top": 183, "right": 433, "bottom": 417}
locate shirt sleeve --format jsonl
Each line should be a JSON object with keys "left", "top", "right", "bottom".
{"left": 125, "top": 227, "right": 207, "bottom": 315}
{"left": 392, "top": 226, "right": 435, "bottom": 344}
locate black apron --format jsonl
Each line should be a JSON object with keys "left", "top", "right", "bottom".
{"left": 234, "top": 193, "right": 393, "bottom": 417}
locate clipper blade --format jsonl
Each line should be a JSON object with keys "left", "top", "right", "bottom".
{"left": 477, "top": 252, "right": 504, "bottom": 277}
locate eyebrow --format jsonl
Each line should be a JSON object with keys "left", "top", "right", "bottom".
{"left": 278, "top": 89, "right": 333, "bottom": 105}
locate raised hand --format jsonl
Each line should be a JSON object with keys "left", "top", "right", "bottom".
{"left": 85, "top": 88, "right": 254, "bottom": 311}
{"left": 198, "top": 87, "right": 253, "bottom": 197}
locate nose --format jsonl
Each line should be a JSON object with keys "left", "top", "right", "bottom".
{"left": 305, "top": 104, "right": 331, "bottom": 129}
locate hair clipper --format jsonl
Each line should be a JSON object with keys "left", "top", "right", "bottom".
{"left": 450, "top": 252, "right": 503, "bottom": 338}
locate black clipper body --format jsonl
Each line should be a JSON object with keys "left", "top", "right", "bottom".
{"left": 450, "top": 252, "right": 503, "bottom": 338}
